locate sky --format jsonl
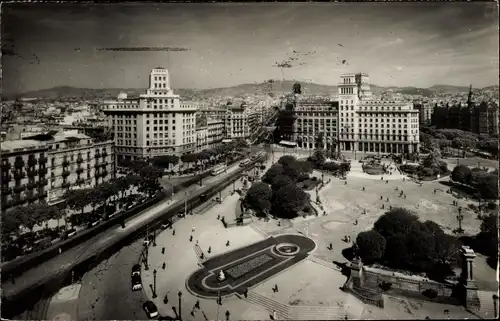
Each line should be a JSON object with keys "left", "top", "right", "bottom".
{"left": 1, "top": 2, "right": 498, "bottom": 96}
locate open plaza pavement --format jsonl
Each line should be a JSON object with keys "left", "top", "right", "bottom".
{"left": 45, "top": 148, "right": 497, "bottom": 320}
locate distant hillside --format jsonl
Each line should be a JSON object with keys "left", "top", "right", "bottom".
{"left": 10, "top": 81, "right": 499, "bottom": 101}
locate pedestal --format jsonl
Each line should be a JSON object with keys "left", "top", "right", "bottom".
{"left": 462, "top": 281, "right": 481, "bottom": 309}
{"left": 349, "top": 257, "right": 363, "bottom": 289}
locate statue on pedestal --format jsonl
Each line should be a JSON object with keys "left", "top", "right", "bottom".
{"left": 217, "top": 270, "right": 226, "bottom": 281}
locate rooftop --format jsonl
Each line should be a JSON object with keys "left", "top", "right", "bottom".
{"left": 1, "top": 139, "right": 45, "bottom": 153}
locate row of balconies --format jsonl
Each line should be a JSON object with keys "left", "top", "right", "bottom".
{"left": 1, "top": 180, "right": 49, "bottom": 194}
{"left": 2, "top": 156, "right": 48, "bottom": 170}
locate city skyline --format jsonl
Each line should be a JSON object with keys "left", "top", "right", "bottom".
{"left": 2, "top": 2, "right": 498, "bottom": 96}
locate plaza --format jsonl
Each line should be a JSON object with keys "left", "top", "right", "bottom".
{"left": 140, "top": 150, "right": 496, "bottom": 320}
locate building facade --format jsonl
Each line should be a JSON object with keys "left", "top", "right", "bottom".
{"left": 292, "top": 73, "right": 420, "bottom": 155}
{"left": 1, "top": 141, "right": 49, "bottom": 212}
{"left": 414, "top": 102, "right": 433, "bottom": 125}
{"left": 1, "top": 130, "right": 115, "bottom": 210}
{"left": 102, "top": 68, "right": 197, "bottom": 161}
{"left": 293, "top": 99, "right": 339, "bottom": 150}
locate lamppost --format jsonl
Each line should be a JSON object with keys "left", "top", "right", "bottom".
{"left": 456, "top": 207, "right": 464, "bottom": 233}
{"left": 152, "top": 229, "right": 156, "bottom": 247}
{"left": 216, "top": 290, "right": 221, "bottom": 320}
{"left": 178, "top": 291, "right": 182, "bottom": 320}
{"left": 152, "top": 269, "right": 157, "bottom": 298}
{"left": 184, "top": 191, "right": 188, "bottom": 216}
{"left": 493, "top": 294, "right": 499, "bottom": 319}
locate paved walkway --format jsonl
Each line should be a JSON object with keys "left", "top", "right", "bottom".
{"left": 141, "top": 178, "right": 271, "bottom": 320}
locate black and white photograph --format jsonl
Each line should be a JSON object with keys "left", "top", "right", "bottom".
{"left": 1, "top": 1, "right": 498, "bottom": 320}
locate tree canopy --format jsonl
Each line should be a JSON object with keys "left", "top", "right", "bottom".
{"left": 245, "top": 182, "right": 272, "bottom": 214}
{"left": 271, "top": 184, "right": 307, "bottom": 218}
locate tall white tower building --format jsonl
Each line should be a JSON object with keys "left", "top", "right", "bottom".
{"left": 102, "top": 67, "right": 197, "bottom": 162}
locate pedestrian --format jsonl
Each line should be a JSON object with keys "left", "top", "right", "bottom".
{"left": 200, "top": 252, "right": 204, "bottom": 260}
{"left": 226, "top": 240, "right": 230, "bottom": 246}
{"left": 244, "top": 288, "right": 248, "bottom": 298}
{"left": 172, "top": 229, "right": 175, "bottom": 235}
{"left": 274, "top": 284, "right": 279, "bottom": 292}
{"left": 381, "top": 204, "right": 385, "bottom": 209}
{"left": 362, "top": 187, "right": 365, "bottom": 191}
{"left": 59, "top": 248, "right": 62, "bottom": 255}
{"left": 344, "top": 181, "right": 347, "bottom": 185}
{"left": 354, "top": 219, "right": 358, "bottom": 225}
{"left": 404, "top": 195, "right": 406, "bottom": 199}
{"left": 380, "top": 195, "right": 383, "bottom": 200}
{"left": 323, "top": 210, "right": 327, "bottom": 216}
{"left": 208, "top": 246, "right": 212, "bottom": 253}
{"left": 162, "top": 262, "right": 166, "bottom": 270}
{"left": 164, "top": 294, "right": 168, "bottom": 304}
{"left": 273, "top": 310, "right": 277, "bottom": 320}
{"left": 189, "top": 235, "right": 193, "bottom": 242}
{"left": 192, "top": 225, "right": 196, "bottom": 232}
{"left": 329, "top": 242, "right": 333, "bottom": 250}
{"left": 162, "top": 247, "right": 165, "bottom": 254}
{"left": 381, "top": 177, "right": 383, "bottom": 180}
{"left": 195, "top": 300, "right": 200, "bottom": 309}
{"left": 386, "top": 180, "right": 388, "bottom": 184}
{"left": 196, "top": 239, "right": 199, "bottom": 245}
{"left": 217, "top": 214, "right": 220, "bottom": 220}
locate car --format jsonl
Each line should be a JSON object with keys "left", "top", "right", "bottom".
{"left": 143, "top": 301, "right": 159, "bottom": 318}
{"left": 132, "top": 274, "right": 142, "bottom": 291}
{"left": 178, "top": 210, "right": 186, "bottom": 218}
{"left": 61, "top": 228, "right": 77, "bottom": 240}
{"left": 161, "top": 220, "right": 172, "bottom": 229}
{"left": 87, "top": 219, "right": 100, "bottom": 228}
{"left": 132, "top": 264, "right": 141, "bottom": 276}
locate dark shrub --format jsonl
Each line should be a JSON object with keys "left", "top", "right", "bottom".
{"left": 379, "top": 281, "right": 392, "bottom": 292}
{"left": 487, "top": 202, "right": 497, "bottom": 210}
{"left": 422, "top": 288, "right": 438, "bottom": 299}
{"left": 356, "top": 230, "right": 386, "bottom": 265}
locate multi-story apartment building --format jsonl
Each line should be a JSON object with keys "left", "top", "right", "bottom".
{"left": 414, "top": 101, "right": 433, "bottom": 125}
{"left": 206, "top": 118, "right": 225, "bottom": 149}
{"left": 292, "top": 73, "right": 420, "bottom": 155}
{"left": 225, "top": 103, "right": 248, "bottom": 140}
{"left": 293, "top": 98, "right": 339, "bottom": 150}
{"left": 1, "top": 140, "right": 49, "bottom": 212}
{"left": 102, "top": 68, "right": 197, "bottom": 161}
{"left": 1, "top": 130, "right": 115, "bottom": 209}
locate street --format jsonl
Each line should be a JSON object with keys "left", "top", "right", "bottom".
{"left": 1, "top": 161, "right": 245, "bottom": 301}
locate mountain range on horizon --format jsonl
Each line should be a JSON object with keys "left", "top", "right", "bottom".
{"left": 7, "top": 80, "right": 499, "bottom": 101}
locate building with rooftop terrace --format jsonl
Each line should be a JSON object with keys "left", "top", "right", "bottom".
{"left": 102, "top": 68, "right": 197, "bottom": 161}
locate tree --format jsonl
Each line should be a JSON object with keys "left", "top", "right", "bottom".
{"left": 138, "top": 165, "right": 162, "bottom": 196}
{"left": 477, "top": 174, "right": 498, "bottom": 200}
{"left": 271, "top": 174, "right": 294, "bottom": 191}
{"left": 271, "top": 184, "right": 307, "bottom": 218}
{"left": 245, "top": 182, "right": 272, "bottom": 214}
{"left": 309, "top": 150, "right": 326, "bottom": 167}
{"left": 180, "top": 153, "right": 196, "bottom": 168}
{"left": 475, "top": 213, "right": 498, "bottom": 264}
{"left": 384, "top": 234, "right": 410, "bottom": 268}
{"left": 66, "top": 189, "right": 91, "bottom": 217}
{"left": 153, "top": 155, "right": 179, "bottom": 169}
{"left": 406, "top": 223, "right": 437, "bottom": 271}
{"left": 315, "top": 132, "right": 325, "bottom": 150}
{"left": 277, "top": 155, "right": 297, "bottom": 167}
{"left": 433, "top": 232, "right": 461, "bottom": 264}
{"left": 451, "top": 165, "right": 471, "bottom": 184}
{"left": 356, "top": 230, "right": 387, "bottom": 265}
{"left": 2, "top": 207, "right": 21, "bottom": 241}
{"left": 262, "top": 163, "right": 284, "bottom": 184}
{"left": 373, "top": 208, "right": 419, "bottom": 240}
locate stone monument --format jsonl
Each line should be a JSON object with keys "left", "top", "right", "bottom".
{"left": 459, "top": 246, "right": 480, "bottom": 309}
{"left": 217, "top": 270, "right": 226, "bottom": 282}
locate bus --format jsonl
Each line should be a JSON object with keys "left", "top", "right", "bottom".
{"left": 239, "top": 159, "right": 251, "bottom": 167}
{"left": 211, "top": 164, "right": 227, "bottom": 175}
